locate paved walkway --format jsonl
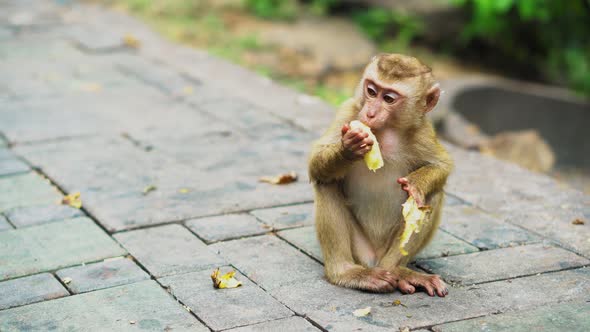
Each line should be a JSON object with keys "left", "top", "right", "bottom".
{"left": 0, "top": 1, "right": 589, "bottom": 331}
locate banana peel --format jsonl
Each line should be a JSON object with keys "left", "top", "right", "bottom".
{"left": 349, "top": 120, "right": 384, "bottom": 171}
{"left": 211, "top": 268, "right": 242, "bottom": 289}
{"left": 399, "top": 196, "right": 432, "bottom": 256}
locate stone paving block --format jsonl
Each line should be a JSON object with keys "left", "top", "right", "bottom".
{"left": 0, "top": 280, "right": 206, "bottom": 332}
{"left": 250, "top": 203, "right": 314, "bottom": 230}
{"left": 433, "top": 300, "right": 590, "bottom": 332}
{"left": 272, "top": 268, "right": 590, "bottom": 330}
{"left": 0, "top": 157, "right": 30, "bottom": 177}
{"left": 441, "top": 205, "right": 540, "bottom": 250}
{"left": 0, "top": 217, "right": 126, "bottom": 280}
{"left": 4, "top": 204, "right": 84, "bottom": 228}
{"left": 0, "top": 137, "right": 6, "bottom": 147}
{"left": 414, "top": 230, "right": 479, "bottom": 261}
{"left": 278, "top": 226, "right": 323, "bottom": 262}
{"left": 185, "top": 213, "right": 268, "bottom": 244}
{"left": 0, "top": 273, "right": 68, "bottom": 310}
{"left": 226, "top": 316, "right": 320, "bottom": 332}
{"left": 210, "top": 235, "right": 324, "bottom": 291}
{"left": 56, "top": 257, "right": 150, "bottom": 294}
{"left": 417, "top": 244, "right": 590, "bottom": 285}
{"left": 0, "top": 172, "right": 62, "bottom": 213}
{"left": 114, "top": 224, "right": 225, "bottom": 278}
{"left": 159, "top": 267, "right": 293, "bottom": 331}
{"left": 0, "top": 214, "right": 13, "bottom": 231}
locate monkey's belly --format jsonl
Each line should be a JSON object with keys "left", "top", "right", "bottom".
{"left": 344, "top": 163, "right": 408, "bottom": 250}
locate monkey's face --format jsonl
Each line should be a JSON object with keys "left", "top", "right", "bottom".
{"left": 358, "top": 78, "right": 409, "bottom": 130}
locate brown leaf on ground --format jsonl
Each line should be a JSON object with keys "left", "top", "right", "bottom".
{"left": 572, "top": 218, "right": 585, "bottom": 225}
{"left": 211, "top": 268, "right": 242, "bottom": 289}
{"left": 61, "top": 192, "right": 82, "bottom": 209}
{"left": 122, "top": 34, "right": 141, "bottom": 49}
{"left": 259, "top": 171, "right": 298, "bottom": 185}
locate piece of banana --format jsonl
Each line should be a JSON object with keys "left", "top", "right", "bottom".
{"left": 399, "top": 196, "right": 432, "bottom": 256}
{"left": 349, "top": 120, "right": 384, "bottom": 171}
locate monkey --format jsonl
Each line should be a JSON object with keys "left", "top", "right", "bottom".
{"left": 309, "top": 53, "right": 453, "bottom": 296}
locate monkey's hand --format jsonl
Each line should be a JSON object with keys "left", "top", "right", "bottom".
{"left": 340, "top": 124, "right": 374, "bottom": 161}
{"left": 397, "top": 177, "right": 425, "bottom": 207}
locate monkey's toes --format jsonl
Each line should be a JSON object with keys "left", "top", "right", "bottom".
{"left": 361, "top": 268, "right": 398, "bottom": 293}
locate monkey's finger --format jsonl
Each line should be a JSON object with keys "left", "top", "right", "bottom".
{"left": 344, "top": 132, "right": 366, "bottom": 145}
{"left": 397, "top": 177, "right": 409, "bottom": 185}
{"left": 341, "top": 124, "right": 350, "bottom": 136}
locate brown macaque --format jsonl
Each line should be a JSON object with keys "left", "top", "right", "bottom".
{"left": 309, "top": 54, "right": 453, "bottom": 296}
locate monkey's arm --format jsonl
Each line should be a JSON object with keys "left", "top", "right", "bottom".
{"left": 308, "top": 99, "right": 359, "bottom": 183}
{"left": 400, "top": 141, "right": 453, "bottom": 204}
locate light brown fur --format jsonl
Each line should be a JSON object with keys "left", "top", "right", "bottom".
{"left": 309, "top": 54, "right": 453, "bottom": 296}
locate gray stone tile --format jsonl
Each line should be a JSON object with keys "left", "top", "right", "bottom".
{"left": 0, "top": 280, "right": 206, "bottom": 331}
{"left": 114, "top": 224, "right": 225, "bottom": 278}
{"left": 226, "top": 316, "right": 320, "bottom": 332}
{"left": 159, "top": 267, "right": 293, "bottom": 331}
{"left": 210, "top": 235, "right": 323, "bottom": 291}
{"left": 4, "top": 204, "right": 84, "bottom": 228}
{"left": 433, "top": 301, "right": 590, "bottom": 332}
{"left": 0, "top": 273, "right": 68, "bottom": 310}
{"left": 441, "top": 205, "right": 541, "bottom": 250}
{"left": 415, "top": 230, "right": 479, "bottom": 261}
{"left": 0, "top": 158, "right": 30, "bottom": 177}
{"left": 56, "top": 258, "right": 150, "bottom": 294}
{"left": 0, "top": 137, "right": 6, "bottom": 147}
{"left": 272, "top": 268, "right": 590, "bottom": 330}
{"left": 417, "top": 244, "right": 590, "bottom": 285}
{"left": 0, "top": 214, "right": 13, "bottom": 231}
{"left": 251, "top": 203, "right": 314, "bottom": 230}
{"left": 0, "top": 173, "right": 61, "bottom": 213}
{"left": 185, "top": 213, "right": 268, "bottom": 244}
{"left": 0, "top": 217, "right": 126, "bottom": 280}
{"left": 278, "top": 226, "right": 323, "bottom": 262}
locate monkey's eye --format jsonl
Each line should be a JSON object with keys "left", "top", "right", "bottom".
{"left": 366, "top": 85, "right": 377, "bottom": 97}
{"left": 383, "top": 93, "right": 398, "bottom": 104}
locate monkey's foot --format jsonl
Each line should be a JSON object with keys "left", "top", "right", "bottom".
{"left": 330, "top": 265, "right": 398, "bottom": 293}
{"left": 393, "top": 268, "right": 448, "bottom": 297}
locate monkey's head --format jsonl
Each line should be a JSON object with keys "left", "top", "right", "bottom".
{"left": 354, "top": 53, "right": 440, "bottom": 131}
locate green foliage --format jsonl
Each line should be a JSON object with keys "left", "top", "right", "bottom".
{"left": 309, "top": 0, "right": 339, "bottom": 16}
{"left": 454, "top": 0, "right": 590, "bottom": 95}
{"left": 353, "top": 8, "right": 423, "bottom": 50}
{"left": 244, "top": 0, "right": 299, "bottom": 20}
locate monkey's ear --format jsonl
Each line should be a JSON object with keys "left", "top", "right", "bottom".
{"left": 424, "top": 84, "right": 441, "bottom": 113}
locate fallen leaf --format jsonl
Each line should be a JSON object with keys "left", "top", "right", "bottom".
{"left": 62, "top": 277, "right": 72, "bottom": 285}
{"left": 572, "top": 218, "right": 585, "bottom": 225}
{"left": 122, "top": 34, "right": 141, "bottom": 49}
{"left": 61, "top": 192, "right": 82, "bottom": 209}
{"left": 352, "top": 307, "right": 371, "bottom": 317}
{"left": 211, "top": 268, "right": 242, "bottom": 289}
{"left": 129, "top": 321, "right": 136, "bottom": 325}
{"left": 179, "top": 188, "right": 190, "bottom": 194}
{"left": 400, "top": 327, "right": 410, "bottom": 332}
{"left": 399, "top": 196, "right": 431, "bottom": 256}
{"left": 259, "top": 171, "right": 298, "bottom": 185}
{"left": 392, "top": 299, "right": 406, "bottom": 307}
{"left": 143, "top": 185, "right": 157, "bottom": 195}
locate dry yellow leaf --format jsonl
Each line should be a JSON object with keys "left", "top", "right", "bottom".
{"left": 179, "top": 188, "right": 190, "bottom": 194}
{"left": 122, "top": 34, "right": 141, "bottom": 49}
{"left": 211, "top": 268, "right": 242, "bottom": 289}
{"left": 349, "top": 120, "right": 384, "bottom": 172}
{"left": 353, "top": 307, "right": 371, "bottom": 317}
{"left": 572, "top": 218, "right": 585, "bottom": 225}
{"left": 399, "top": 196, "right": 431, "bottom": 256}
{"left": 143, "top": 185, "right": 157, "bottom": 195}
{"left": 62, "top": 277, "right": 72, "bottom": 285}
{"left": 61, "top": 192, "right": 82, "bottom": 209}
{"left": 259, "top": 171, "right": 298, "bottom": 185}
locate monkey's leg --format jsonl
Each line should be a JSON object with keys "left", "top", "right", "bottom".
{"left": 378, "top": 192, "right": 448, "bottom": 297}
{"left": 314, "top": 183, "right": 398, "bottom": 292}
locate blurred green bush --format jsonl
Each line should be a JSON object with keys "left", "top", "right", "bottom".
{"left": 454, "top": 0, "right": 590, "bottom": 96}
